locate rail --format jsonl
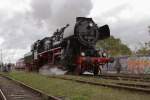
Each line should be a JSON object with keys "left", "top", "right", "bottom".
{"left": 0, "top": 89, "right": 7, "bottom": 100}
{"left": 49, "top": 75, "right": 150, "bottom": 94}
{"left": 0, "top": 74, "right": 61, "bottom": 100}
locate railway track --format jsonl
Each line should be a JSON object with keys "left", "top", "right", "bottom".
{"left": 0, "top": 75, "right": 61, "bottom": 100}
{"left": 0, "top": 89, "right": 7, "bottom": 100}
{"left": 49, "top": 75, "right": 150, "bottom": 94}
{"left": 81, "top": 73, "right": 150, "bottom": 82}
{"left": 100, "top": 73, "right": 150, "bottom": 79}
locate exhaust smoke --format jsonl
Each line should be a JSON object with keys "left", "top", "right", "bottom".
{"left": 39, "top": 65, "right": 67, "bottom": 75}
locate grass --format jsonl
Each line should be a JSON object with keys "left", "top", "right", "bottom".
{"left": 2, "top": 71, "right": 150, "bottom": 100}
{"left": 53, "top": 75, "right": 150, "bottom": 86}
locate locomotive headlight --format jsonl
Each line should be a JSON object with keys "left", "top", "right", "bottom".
{"left": 89, "top": 23, "right": 93, "bottom": 27}
{"left": 81, "top": 52, "right": 85, "bottom": 56}
{"left": 102, "top": 52, "right": 107, "bottom": 57}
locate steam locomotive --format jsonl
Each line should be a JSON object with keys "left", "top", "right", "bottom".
{"left": 23, "top": 17, "right": 113, "bottom": 75}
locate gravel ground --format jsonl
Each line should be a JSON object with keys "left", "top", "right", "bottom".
{"left": 0, "top": 76, "right": 43, "bottom": 100}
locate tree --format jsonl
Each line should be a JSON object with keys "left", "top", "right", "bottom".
{"left": 136, "top": 42, "right": 150, "bottom": 55}
{"left": 96, "top": 36, "right": 132, "bottom": 56}
{"left": 132, "top": 25, "right": 150, "bottom": 55}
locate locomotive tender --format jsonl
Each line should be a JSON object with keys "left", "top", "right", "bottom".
{"left": 24, "top": 17, "right": 113, "bottom": 75}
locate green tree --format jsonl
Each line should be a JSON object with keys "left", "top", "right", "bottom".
{"left": 137, "top": 26, "right": 150, "bottom": 55}
{"left": 96, "top": 36, "right": 132, "bottom": 56}
{"left": 136, "top": 42, "right": 150, "bottom": 55}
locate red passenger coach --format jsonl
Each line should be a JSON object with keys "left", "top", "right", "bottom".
{"left": 15, "top": 58, "right": 25, "bottom": 70}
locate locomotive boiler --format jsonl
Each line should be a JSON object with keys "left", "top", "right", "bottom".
{"left": 24, "top": 17, "right": 113, "bottom": 75}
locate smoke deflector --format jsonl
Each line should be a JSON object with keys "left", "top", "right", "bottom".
{"left": 98, "top": 25, "right": 110, "bottom": 40}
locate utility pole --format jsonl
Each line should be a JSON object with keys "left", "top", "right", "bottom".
{"left": 0, "top": 49, "right": 3, "bottom": 71}
{"left": 0, "top": 49, "right": 3, "bottom": 64}
{"left": 148, "top": 26, "right": 150, "bottom": 36}
{"left": 148, "top": 26, "right": 150, "bottom": 54}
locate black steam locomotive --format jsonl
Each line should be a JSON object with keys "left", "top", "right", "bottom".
{"left": 23, "top": 17, "right": 112, "bottom": 75}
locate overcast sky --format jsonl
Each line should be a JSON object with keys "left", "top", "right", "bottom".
{"left": 0, "top": 0, "right": 150, "bottom": 63}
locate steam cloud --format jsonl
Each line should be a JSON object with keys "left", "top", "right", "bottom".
{"left": 39, "top": 65, "right": 67, "bottom": 75}
{"left": 0, "top": 0, "right": 93, "bottom": 63}
{"left": 31, "top": 0, "right": 93, "bottom": 28}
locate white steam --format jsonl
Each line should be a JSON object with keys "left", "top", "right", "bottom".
{"left": 39, "top": 65, "right": 67, "bottom": 75}
{"left": 0, "top": 0, "right": 93, "bottom": 63}
{"left": 30, "top": 0, "right": 93, "bottom": 28}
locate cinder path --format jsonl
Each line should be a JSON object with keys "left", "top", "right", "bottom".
{"left": 0, "top": 76, "right": 42, "bottom": 100}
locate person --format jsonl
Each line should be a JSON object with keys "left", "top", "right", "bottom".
{"left": 115, "top": 58, "right": 122, "bottom": 74}
{"left": 0, "top": 64, "right": 1, "bottom": 71}
{"left": 7, "top": 64, "right": 11, "bottom": 72}
{"left": 3, "top": 64, "right": 8, "bottom": 72}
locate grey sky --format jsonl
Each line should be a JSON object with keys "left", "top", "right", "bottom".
{"left": 0, "top": 0, "right": 150, "bottom": 63}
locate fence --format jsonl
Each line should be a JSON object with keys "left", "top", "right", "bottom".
{"left": 106, "top": 55, "right": 150, "bottom": 74}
